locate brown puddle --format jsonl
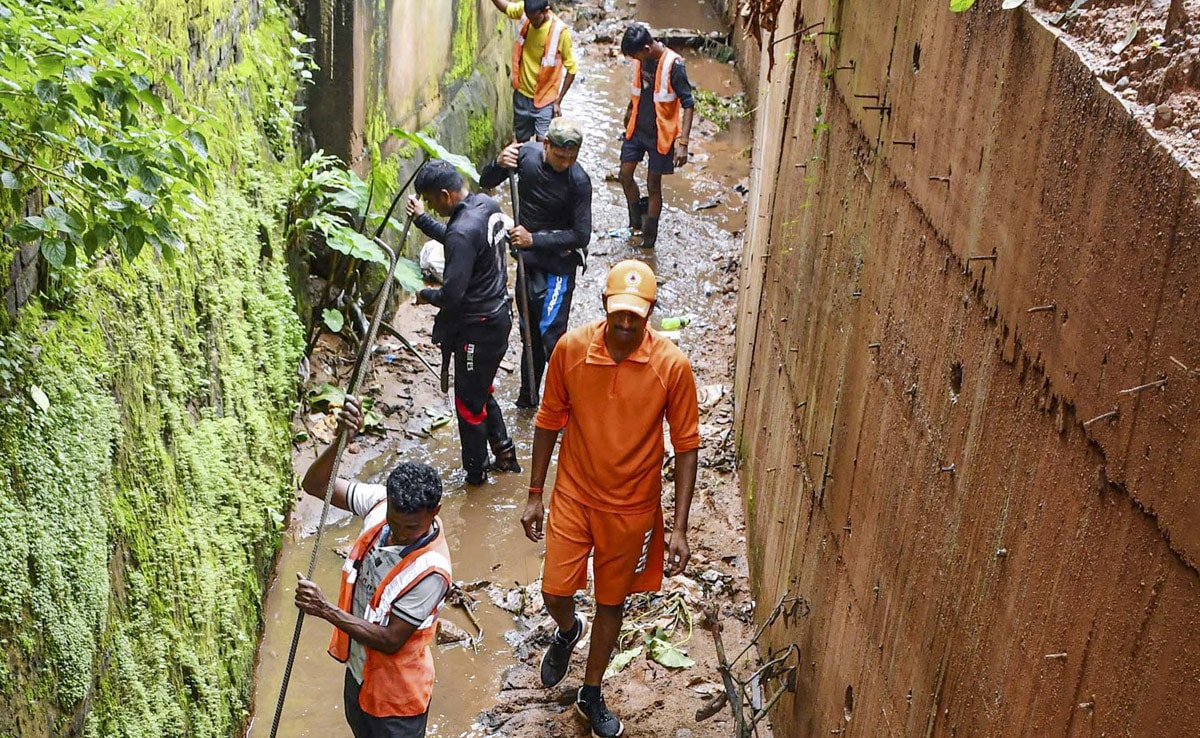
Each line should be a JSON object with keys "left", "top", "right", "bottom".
{"left": 248, "top": 1, "right": 749, "bottom": 735}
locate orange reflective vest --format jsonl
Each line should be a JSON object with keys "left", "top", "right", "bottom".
{"left": 328, "top": 512, "right": 452, "bottom": 718}
{"left": 625, "top": 48, "right": 683, "bottom": 155}
{"left": 512, "top": 12, "right": 568, "bottom": 108}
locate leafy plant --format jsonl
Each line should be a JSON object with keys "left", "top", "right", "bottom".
{"left": 389, "top": 128, "right": 480, "bottom": 183}
{"left": 646, "top": 627, "right": 695, "bottom": 669}
{"left": 285, "top": 152, "right": 425, "bottom": 356}
{"left": 0, "top": 0, "right": 213, "bottom": 269}
{"left": 694, "top": 90, "right": 750, "bottom": 132}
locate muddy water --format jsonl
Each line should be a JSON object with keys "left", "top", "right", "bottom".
{"left": 248, "top": 3, "right": 749, "bottom": 735}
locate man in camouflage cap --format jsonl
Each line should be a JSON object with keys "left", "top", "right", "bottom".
{"left": 479, "top": 117, "right": 593, "bottom": 410}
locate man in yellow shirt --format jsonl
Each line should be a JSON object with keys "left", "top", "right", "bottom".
{"left": 491, "top": 0, "right": 577, "bottom": 141}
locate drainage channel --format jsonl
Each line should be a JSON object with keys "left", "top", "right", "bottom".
{"left": 247, "top": 1, "right": 751, "bottom": 735}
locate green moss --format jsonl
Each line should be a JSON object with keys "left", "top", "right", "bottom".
{"left": 446, "top": 0, "right": 479, "bottom": 85}
{"left": 0, "top": 1, "right": 305, "bottom": 736}
{"left": 467, "top": 107, "right": 495, "bottom": 164}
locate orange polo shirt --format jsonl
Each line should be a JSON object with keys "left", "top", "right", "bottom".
{"left": 535, "top": 319, "right": 700, "bottom": 515}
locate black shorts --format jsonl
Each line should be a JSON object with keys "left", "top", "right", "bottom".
{"left": 621, "top": 135, "right": 675, "bottom": 175}
{"left": 344, "top": 670, "right": 429, "bottom": 738}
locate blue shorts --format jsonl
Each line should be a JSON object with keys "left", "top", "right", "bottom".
{"left": 620, "top": 135, "right": 675, "bottom": 175}
{"left": 513, "top": 91, "right": 553, "bottom": 142}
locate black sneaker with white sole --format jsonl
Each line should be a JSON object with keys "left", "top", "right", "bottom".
{"left": 576, "top": 686, "right": 624, "bottom": 738}
{"left": 539, "top": 613, "right": 586, "bottom": 688}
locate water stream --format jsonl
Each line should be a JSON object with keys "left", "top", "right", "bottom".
{"left": 248, "top": 2, "right": 749, "bottom": 734}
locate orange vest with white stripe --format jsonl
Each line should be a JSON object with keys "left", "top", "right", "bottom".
{"left": 328, "top": 512, "right": 452, "bottom": 718}
{"left": 625, "top": 48, "right": 683, "bottom": 155}
{"left": 512, "top": 12, "right": 568, "bottom": 108}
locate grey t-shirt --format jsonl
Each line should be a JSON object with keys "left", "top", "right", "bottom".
{"left": 345, "top": 482, "right": 450, "bottom": 684}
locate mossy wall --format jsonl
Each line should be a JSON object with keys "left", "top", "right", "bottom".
{"left": 0, "top": 1, "right": 305, "bottom": 736}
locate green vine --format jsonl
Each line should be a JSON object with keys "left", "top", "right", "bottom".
{"left": 0, "top": 0, "right": 213, "bottom": 270}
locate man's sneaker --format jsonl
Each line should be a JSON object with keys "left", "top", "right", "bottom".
{"left": 575, "top": 686, "right": 624, "bottom": 738}
{"left": 540, "top": 613, "right": 586, "bottom": 688}
{"left": 487, "top": 441, "right": 522, "bottom": 474}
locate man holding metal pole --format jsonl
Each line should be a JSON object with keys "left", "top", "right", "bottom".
{"left": 295, "top": 397, "right": 451, "bottom": 738}
{"left": 480, "top": 118, "right": 592, "bottom": 408}
{"left": 406, "top": 160, "right": 520, "bottom": 485}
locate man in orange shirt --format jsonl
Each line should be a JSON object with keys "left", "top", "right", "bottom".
{"left": 520, "top": 259, "right": 699, "bottom": 738}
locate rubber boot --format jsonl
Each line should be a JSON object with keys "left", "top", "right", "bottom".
{"left": 487, "top": 439, "right": 522, "bottom": 473}
{"left": 627, "top": 200, "right": 644, "bottom": 231}
{"left": 640, "top": 215, "right": 659, "bottom": 249}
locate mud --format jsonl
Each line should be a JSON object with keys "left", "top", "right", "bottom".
{"left": 1028, "top": 0, "right": 1200, "bottom": 174}
{"left": 249, "top": 1, "right": 767, "bottom": 736}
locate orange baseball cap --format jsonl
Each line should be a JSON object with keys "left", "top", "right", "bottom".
{"left": 604, "top": 260, "right": 657, "bottom": 317}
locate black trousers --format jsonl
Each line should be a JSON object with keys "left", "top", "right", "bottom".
{"left": 514, "top": 268, "right": 576, "bottom": 404}
{"left": 452, "top": 311, "right": 513, "bottom": 476}
{"left": 343, "top": 669, "right": 429, "bottom": 738}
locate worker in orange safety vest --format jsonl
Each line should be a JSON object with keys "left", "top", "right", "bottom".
{"left": 618, "top": 22, "right": 695, "bottom": 249}
{"left": 491, "top": 0, "right": 578, "bottom": 141}
{"left": 295, "top": 396, "right": 452, "bottom": 738}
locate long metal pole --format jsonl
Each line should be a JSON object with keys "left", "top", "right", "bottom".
{"left": 508, "top": 173, "right": 539, "bottom": 406}
{"left": 267, "top": 216, "right": 415, "bottom": 738}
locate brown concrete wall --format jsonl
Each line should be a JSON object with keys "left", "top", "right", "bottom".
{"left": 307, "top": 0, "right": 512, "bottom": 167}
{"left": 734, "top": 1, "right": 1200, "bottom": 735}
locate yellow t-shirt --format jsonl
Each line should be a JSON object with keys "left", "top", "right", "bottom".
{"left": 506, "top": 2, "right": 577, "bottom": 99}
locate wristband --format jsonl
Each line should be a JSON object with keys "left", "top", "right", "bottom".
{"left": 677, "top": 139, "right": 689, "bottom": 146}
{"left": 528, "top": 486, "right": 545, "bottom": 495}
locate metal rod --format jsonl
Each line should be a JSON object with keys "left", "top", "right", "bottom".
{"left": 1082, "top": 409, "right": 1119, "bottom": 427}
{"left": 268, "top": 221, "right": 412, "bottom": 738}
{"left": 508, "top": 173, "right": 539, "bottom": 406}
{"left": 1117, "top": 377, "right": 1167, "bottom": 395}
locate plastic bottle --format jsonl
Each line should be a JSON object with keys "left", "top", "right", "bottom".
{"left": 660, "top": 315, "right": 691, "bottom": 331}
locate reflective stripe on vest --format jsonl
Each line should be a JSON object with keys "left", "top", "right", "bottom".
{"left": 512, "top": 13, "right": 568, "bottom": 108}
{"left": 327, "top": 510, "right": 453, "bottom": 717}
{"left": 624, "top": 48, "right": 683, "bottom": 155}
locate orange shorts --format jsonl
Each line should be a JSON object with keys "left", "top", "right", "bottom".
{"left": 542, "top": 492, "right": 664, "bottom": 607}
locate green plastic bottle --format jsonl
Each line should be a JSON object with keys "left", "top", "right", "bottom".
{"left": 660, "top": 315, "right": 691, "bottom": 331}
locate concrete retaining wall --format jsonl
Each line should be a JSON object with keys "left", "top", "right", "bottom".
{"left": 306, "top": 0, "right": 513, "bottom": 169}
{"left": 735, "top": 0, "right": 1200, "bottom": 734}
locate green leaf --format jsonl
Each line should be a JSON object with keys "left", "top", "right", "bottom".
{"left": 646, "top": 632, "right": 695, "bottom": 669}
{"left": 326, "top": 224, "right": 387, "bottom": 264}
{"left": 389, "top": 128, "right": 480, "bottom": 183}
{"left": 34, "top": 79, "right": 60, "bottom": 103}
{"left": 29, "top": 384, "right": 50, "bottom": 412}
{"left": 41, "top": 238, "right": 67, "bottom": 268}
{"left": 393, "top": 256, "right": 425, "bottom": 292}
{"left": 949, "top": 0, "right": 977, "bottom": 10}
{"left": 127, "top": 189, "right": 156, "bottom": 210}
{"left": 7, "top": 220, "right": 43, "bottom": 242}
{"left": 604, "top": 646, "right": 643, "bottom": 678}
{"left": 326, "top": 186, "right": 363, "bottom": 213}
{"left": 185, "top": 130, "right": 208, "bottom": 160}
{"left": 321, "top": 308, "right": 345, "bottom": 333}
{"left": 125, "top": 225, "right": 145, "bottom": 256}
{"left": 1, "top": 171, "right": 18, "bottom": 189}
{"left": 306, "top": 382, "right": 345, "bottom": 411}
{"left": 117, "top": 154, "right": 140, "bottom": 177}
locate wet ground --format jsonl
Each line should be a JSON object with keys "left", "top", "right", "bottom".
{"left": 248, "top": 1, "right": 760, "bottom": 736}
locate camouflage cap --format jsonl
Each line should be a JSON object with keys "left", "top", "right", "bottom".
{"left": 546, "top": 118, "right": 584, "bottom": 148}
